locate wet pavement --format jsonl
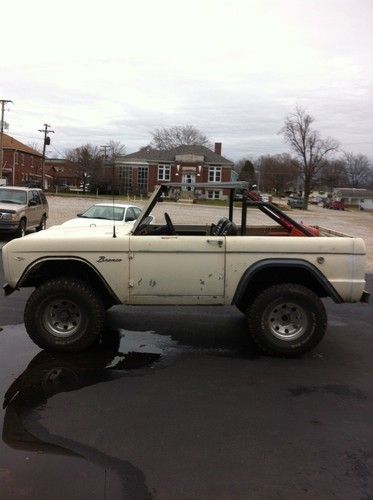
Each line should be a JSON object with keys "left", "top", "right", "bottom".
{"left": 0, "top": 227, "right": 373, "bottom": 498}
{"left": 0, "top": 287, "right": 372, "bottom": 498}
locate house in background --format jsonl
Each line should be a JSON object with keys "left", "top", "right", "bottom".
{"left": 333, "top": 187, "right": 373, "bottom": 209}
{"left": 1, "top": 133, "right": 43, "bottom": 186}
{"left": 45, "top": 158, "right": 82, "bottom": 190}
{"left": 115, "top": 143, "right": 234, "bottom": 199}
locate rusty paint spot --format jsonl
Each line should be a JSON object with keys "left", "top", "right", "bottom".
{"left": 200, "top": 279, "right": 205, "bottom": 285}
{"left": 149, "top": 280, "right": 157, "bottom": 287}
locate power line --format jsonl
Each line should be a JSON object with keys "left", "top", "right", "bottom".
{"left": 50, "top": 143, "right": 65, "bottom": 158}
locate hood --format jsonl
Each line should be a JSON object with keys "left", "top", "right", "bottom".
{"left": 0, "top": 202, "right": 26, "bottom": 212}
{"left": 2, "top": 224, "right": 133, "bottom": 254}
{"left": 60, "top": 218, "right": 135, "bottom": 228}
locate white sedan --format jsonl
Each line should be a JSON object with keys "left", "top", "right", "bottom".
{"left": 60, "top": 203, "right": 153, "bottom": 227}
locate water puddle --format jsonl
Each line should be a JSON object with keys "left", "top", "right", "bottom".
{"left": 0, "top": 323, "right": 260, "bottom": 498}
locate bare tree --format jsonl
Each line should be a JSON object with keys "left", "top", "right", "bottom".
{"left": 66, "top": 144, "right": 101, "bottom": 192}
{"left": 107, "top": 140, "right": 126, "bottom": 161}
{"left": 319, "top": 159, "right": 348, "bottom": 191}
{"left": 257, "top": 153, "right": 299, "bottom": 194}
{"left": 343, "top": 152, "right": 371, "bottom": 188}
{"left": 280, "top": 106, "right": 339, "bottom": 208}
{"left": 150, "top": 125, "right": 211, "bottom": 150}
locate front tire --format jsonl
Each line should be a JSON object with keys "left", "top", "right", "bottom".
{"left": 246, "top": 283, "right": 327, "bottom": 356}
{"left": 24, "top": 277, "right": 106, "bottom": 352}
{"left": 16, "top": 219, "right": 26, "bottom": 238}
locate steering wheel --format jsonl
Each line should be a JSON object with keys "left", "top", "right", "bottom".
{"left": 164, "top": 212, "right": 177, "bottom": 235}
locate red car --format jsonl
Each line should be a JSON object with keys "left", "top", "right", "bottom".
{"left": 329, "top": 200, "right": 345, "bottom": 210}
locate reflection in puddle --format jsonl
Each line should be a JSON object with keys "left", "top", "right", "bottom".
{"left": 1, "top": 324, "right": 260, "bottom": 498}
{"left": 1, "top": 328, "right": 175, "bottom": 499}
{"left": 3, "top": 328, "right": 179, "bottom": 411}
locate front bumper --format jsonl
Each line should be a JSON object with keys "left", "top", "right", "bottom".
{"left": 0, "top": 222, "right": 19, "bottom": 232}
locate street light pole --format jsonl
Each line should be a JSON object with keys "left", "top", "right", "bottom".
{"left": 0, "top": 99, "right": 13, "bottom": 181}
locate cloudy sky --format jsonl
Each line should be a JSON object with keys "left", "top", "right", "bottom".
{"left": 2, "top": 0, "right": 372, "bottom": 161}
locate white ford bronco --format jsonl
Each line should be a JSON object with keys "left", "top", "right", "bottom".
{"left": 2, "top": 182, "right": 370, "bottom": 356}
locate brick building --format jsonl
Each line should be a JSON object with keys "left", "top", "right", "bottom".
{"left": 45, "top": 158, "right": 82, "bottom": 190}
{"left": 1, "top": 133, "right": 43, "bottom": 186}
{"left": 115, "top": 143, "right": 234, "bottom": 198}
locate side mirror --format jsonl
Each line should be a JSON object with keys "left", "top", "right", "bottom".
{"left": 29, "top": 200, "right": 37, "bottom": 206}
{"left": 77, "top": 213, "right": 82, "bottom": 217}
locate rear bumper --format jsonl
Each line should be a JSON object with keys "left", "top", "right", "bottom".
{"left": 360, "top": 290, "right": 370, "bottom": 303}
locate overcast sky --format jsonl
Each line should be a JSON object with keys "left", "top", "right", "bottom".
{"left": 2, "top": 0, "right": 372, "bottom": 161}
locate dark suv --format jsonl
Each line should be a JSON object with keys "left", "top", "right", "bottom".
{"left": 0, "top": 187, "right": 49, "bottom": 237}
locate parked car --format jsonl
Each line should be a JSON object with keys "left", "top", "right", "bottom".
{"left": 2, "top": 181, "right": 369, "bottom": 357}
{"left": 328, "top": 200, "right": 345, "bottom": 210}
{"left": 60, "top": 203, "right": 154, "bottom": 227}
{"left": 0, "top": 186, "right": 48, "bottom": 237}
{"left": 287, "top": 196, "right": 305, "bottom": 209}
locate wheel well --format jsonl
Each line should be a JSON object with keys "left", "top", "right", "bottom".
{"left": 20, "top": 259, "right": 118, "bottom": 309}
{"left": 234, "top": 265, "right": 339, "bottom": 311}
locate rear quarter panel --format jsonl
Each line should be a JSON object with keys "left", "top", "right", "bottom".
{"left": 225, "top": 236, "right": 367, "bottom": 303}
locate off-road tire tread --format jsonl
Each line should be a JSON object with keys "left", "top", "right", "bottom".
{"left": 246, "top": 283, "right": 327, "bottom": 357}
{"left": 24, "top": 276, "right": 105, "bottom": 352}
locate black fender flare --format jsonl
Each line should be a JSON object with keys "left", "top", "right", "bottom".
{"left": 16, "top": 256, "right": 121, "bottom": 304}
{"left": 232, "top": 258, "right": 344, "bottom": 308}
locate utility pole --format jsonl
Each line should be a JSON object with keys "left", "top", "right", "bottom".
{"left": 38, "top": 124, "right": 54, "bottom": 189}
{"left": 100, "top": 144, "right": 110, "bottom": 159}
{"left": 100, "top": 144, "right": 115, "bottom": 194}
{"left": 0, "top": 99, "right": 13, "bottom": 181}
{"left": 100, "top": 144, "right": 113, "bottom": 193}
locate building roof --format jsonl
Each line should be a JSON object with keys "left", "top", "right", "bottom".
{"left": 119, "top": 145, "right": 233, "bottom": 165}
{"left": 1, "top": 133, "right": 43, "bottom": 157}
{"left": 45, "top": 159, "right": 81, "bottom": 178}
{"left": 334, "top": 188, "right": 373, "bottom": 198}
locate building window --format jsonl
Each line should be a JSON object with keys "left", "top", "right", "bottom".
{"left": 209, "top": 166, "right": 221, "bottom": 182}
{"left": 158, "top": 164, "right": 170, "bottom": 181}
{"left": 207, "top": 190, "right": 221, "bottom": 199}
{"left": 118, "top": 166, "right": 132, "bottom": 193}
{"left": 20, "top": 153, "right": 24, "bottom": 165}
{"left": 138, "top": 166, "right": 148, "bottom": 192}
{"left": 15, "top": 152, "right": 19, "bottom": 164}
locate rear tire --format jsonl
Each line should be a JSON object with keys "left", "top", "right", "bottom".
{"left": 36, "top": 214, "right": 47, "bottom": 231}
{"left": 24, "top": 277, "right": 106, "bottom": 352}
{"left": 246, "top": 283, "right": 327, "bottom": 356}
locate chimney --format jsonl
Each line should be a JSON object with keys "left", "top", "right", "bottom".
{"left": 214, "top": 142, "right": 222, "bottom": 155}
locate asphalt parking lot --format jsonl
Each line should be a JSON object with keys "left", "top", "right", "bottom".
{"left": 0, "top": 196, "right": 372, "bottom": 499}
